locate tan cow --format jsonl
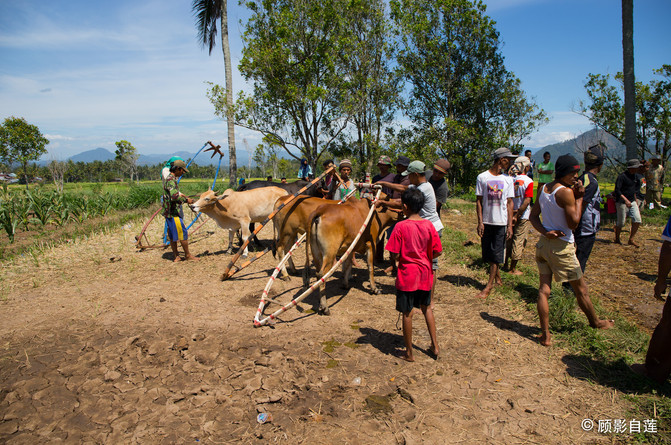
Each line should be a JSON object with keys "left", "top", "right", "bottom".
{"left": 272, "top": 195, "right": 339, "bottom": 280}
{"left": 305, "top": 196, "right": 398, "bottom": 315}
{"left": 189, "top": 187, "right": 289, "bottom": 257}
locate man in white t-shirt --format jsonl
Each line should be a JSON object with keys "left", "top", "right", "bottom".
{"left": 505, "top": 156, "right": 534, "bottom": 275}
{"left": 475, "top": 147, "right": 516, "bottom": 299}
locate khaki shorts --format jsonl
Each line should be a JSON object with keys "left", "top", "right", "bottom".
{"left": 616, "top": 200, "right": 641, "bottom": 226}
{"left": 535, "top": 237, "right": 583, "bottom": 282}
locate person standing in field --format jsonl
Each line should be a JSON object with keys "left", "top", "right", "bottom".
{"left": 298, "top": 158, "right": 312, "bottom": 181}
{"left": 162, "top": 159, "right": 198, "bottom": 262}
{"left": 385, "top": 188, "right": 442, "bottom": 362}
{"left": 318, "top": 159, "right": 337, "bottom": 199}
{"left": 529, "top": 154, "right": 613, "bottom": 346}
{"left": 505, "top": 156, "right": 534, "bottom": 275}
{"left": 536, "top": 151, "right": 554, "bottom": 200}
{"left": 630, "top": 214, "right": 671, "bottom": 384}
{"left": 645, "top": 155, "right": 666, "bottom": 209}
{"left": 475, "top": 147, "right": 516, "bottom": 298}
{"left": 525, "top": 149, "right": 535, "bottom": 181}
{"left": 426, "top": 159, "right": 451, "bottom": 214}
{"left": 333, "top": 159, "right": 354, "bottom": 201}
{"left": 613, "top": 159, "right": 643, "bottom": 247}
{"left": 573, "top": 144, "right": 604, "bottom": 273}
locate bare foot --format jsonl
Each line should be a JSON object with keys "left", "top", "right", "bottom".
{"left": 185, "top": 255, "right": 200, "bottom": 261}
{"left": 594, "top": 319, "right": 615, "bottom": 330}
{"left": 509, "top": 270, "right": 523, "bottom": 276}
{"left": 614, "top": 239, "right": 622, "bottom": 245}
{"left": 628, "top": 240, "right": 640, "bottom": 248}
{"left": 475, "top": 285, "right": 493, "bottom": 299}
{"left": 402, "top": 354, "right": 415, "bottom": 362}
{"left": 539, "top": 333, "right": 552, "bottom": 346}
{"left": 173, "top": 256, "right": 183, "bottom": 262}
{"left": 429, "top": 346, "right": 439, "bottom": 359}
{"left": 384, "top": 265, "right": 394, "bottom": 276}
{"left": 495, "top": 278, "right": 503, "bottom": 286}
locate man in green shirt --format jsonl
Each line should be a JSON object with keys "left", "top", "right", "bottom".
{"left": 162, "top": 159, "right": 198, "bottom": 262}
{"left": 536, "top": 151, "right": 554, "bottom": 200}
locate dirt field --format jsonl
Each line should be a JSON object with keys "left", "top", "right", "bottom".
{"left": 0, "top": 203, "right": 667, "bottom": 443}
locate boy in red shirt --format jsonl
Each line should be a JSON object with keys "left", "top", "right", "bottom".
{"left": 386, "top": 188, "right": 443, "bottom": 362}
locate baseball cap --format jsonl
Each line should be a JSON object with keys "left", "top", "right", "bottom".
{"left": 377, "top": 155, "right": 392, "bottom": 166}
{"left": 395, "top": 156, "right": 410, "bottom": 167}
{"left": 172, "top": 159, "right": 188, "bottom": 172}
{"left": 433, "top": 159, "right": 451, "bottom": 174}
{"left": 402, "top": 160, "right": 426, "bottom": 176}
{"left": 493, "top": 147, "right": 516, "bottom": 160}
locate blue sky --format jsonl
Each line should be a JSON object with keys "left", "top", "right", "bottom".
{"left": 1, "top": 0, "right": 669, "bottom": 161}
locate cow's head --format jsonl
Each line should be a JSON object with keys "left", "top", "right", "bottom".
{"left": 190, "top": 189, "right": 232, "bottom": 212}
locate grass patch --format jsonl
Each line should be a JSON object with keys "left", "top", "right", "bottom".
{"left": 441, "top": 219, "right": 670, "bottom": 443}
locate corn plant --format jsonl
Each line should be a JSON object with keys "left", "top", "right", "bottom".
{"left": 0, "top": 199, "right": 19, "bottom": 242}
{"left": 25, "top": 189, "right": 53, "bottom": 226}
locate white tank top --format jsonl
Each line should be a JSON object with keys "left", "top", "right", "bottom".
{"left": 539, "top": 184, "right": 574, "bottom": 243}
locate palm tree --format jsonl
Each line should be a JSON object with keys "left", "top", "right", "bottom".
{"left": 622, "top": 0, "right": 637, "bottom": 160}
{"left": 193, "top": 0, "right": 237, "bottom": 187}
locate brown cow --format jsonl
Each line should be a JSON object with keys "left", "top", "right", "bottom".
{"left": 305, "top": 196, "right": 398, "bottom": 315}
{"left": 189, "top": 187, "right": 289, "bottom": 257}
{"left": 272, "top": 195, "right": 340, "bottom": 279}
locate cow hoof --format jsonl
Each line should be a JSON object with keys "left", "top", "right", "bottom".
{"left": 242, "top": 253, "right": 248, "bottom": 259}
{"left": 371, "top": 287, "right": 382, "bottom": 295}
{"left": 280, "top": 275, "right": 291, "bottom": 281}
{"left": 320, "top": 307, "right": 331, "bottom": 316}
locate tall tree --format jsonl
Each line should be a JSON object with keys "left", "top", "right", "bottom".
{"left": 578, "top": 66, "right": 671, "bottom": 164}
{"left": 193, "top": 0, "right": 237, "bottom": 188}
{"left": 209, "top": 0, "right": 358, "bottom": 171}
{"left": 0, "top": 117, "right": 49, "bottom": 188}
{"left": 622, "top": 0, "right": 637, "bottom": 160}
{"left": 335, "top": 0, "right": 401, "bottom": 176}
{"left": 390, "top": 0, "right": 546, "bottom": 187}
{"left": 114, "top": 140, "right": 139, "bottom": 182}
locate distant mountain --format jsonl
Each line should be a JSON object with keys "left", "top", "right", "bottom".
{"left": 64, "top": 148, "right": 241, "bottom": 166}
{"left": 68, "top": 147, "right": 116, "bottom": 163}
{"left": 529, "top": 129, "right": 626, "bottom": 165}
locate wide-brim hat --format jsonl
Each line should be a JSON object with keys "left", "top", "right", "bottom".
{"left": 627, "top": 159, "right": 641, "bottom": 169}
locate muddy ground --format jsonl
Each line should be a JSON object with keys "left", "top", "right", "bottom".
{"left": 0, "top": 202, "right": 667, "bottom": 443}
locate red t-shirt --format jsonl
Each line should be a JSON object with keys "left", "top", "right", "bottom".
{"left": 385, "top": 218, "right": 442, "bottom": 292}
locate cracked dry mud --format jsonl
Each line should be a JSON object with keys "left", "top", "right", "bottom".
{"left": 0, "top": 205, "right": 664, "bottom": 443}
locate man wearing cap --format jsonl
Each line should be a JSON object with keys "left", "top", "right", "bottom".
{"left": 475, "top": 147, "right": 516, "bottom": 298}
{"left": 504, "top": 156, "right": 534, "bottom": 275}
{"left": 390, "top": 156, "right": 411, "bottom": 199}
{"left": 372, "top": 155, "right": 396, "bottom": 197}
{"left": 376, "top": 160, "right": 444, "bottom": 301}
{"left": 645, "top": 155, "right": 666, "bottom": 210}
{"left": 613, "top": 159, "right": 644, "bottom": 247}
{"left": 529, "top": 154, "right": 614, "bottom": 346}
{"left": 426, "top": 159, "right": 451, "bottom": 213}
{"left": 573, "top": 144, "right": 605, "bottom": 274}
{"left": 162, "top": 159, "right": 198, "bottom": 262}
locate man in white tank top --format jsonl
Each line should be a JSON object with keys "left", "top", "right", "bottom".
{"left": 529, "top": 154, "right": 614, "bottom": 346}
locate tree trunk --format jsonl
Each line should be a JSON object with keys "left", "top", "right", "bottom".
{"left": 220, "top": 0, "right": 237, "bottom": 188}
{"left": 622, "top": 0, "right": 637, "bottom": 160}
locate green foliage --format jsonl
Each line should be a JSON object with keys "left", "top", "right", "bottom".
{"left": 114, "top": 140, "right": 139, "bottom": 182}
{"left": 211, "top": 0, "right": 362, "bottom": 169}
{"left": 578, "top": 65, "right": 671, "bottom": 164}
{"left": 389, "top": 0, "right": 547, "bottom": 188}
{"left": 0, "top": 117, "right": 49, "bottom": 187}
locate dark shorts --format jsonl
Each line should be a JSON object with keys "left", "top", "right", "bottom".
{"left": 396, "top": 289, "right": 431, "bottom": 313}
{"left": 166, "top": 216, "right": 188, "bottom": 242}
{"left": 482, "top": 224, "right": 506, "bottom": 264}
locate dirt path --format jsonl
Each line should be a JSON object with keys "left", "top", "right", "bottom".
{"left": 0, "top": 206, "right": 662, "bottom": 443}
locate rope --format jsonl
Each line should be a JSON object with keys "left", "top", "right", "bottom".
{"left": 254, "top": 188, "right": 382, "bottom": 327}
{"left": 221, "top": 166, "right": 335, "bottom": 280}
